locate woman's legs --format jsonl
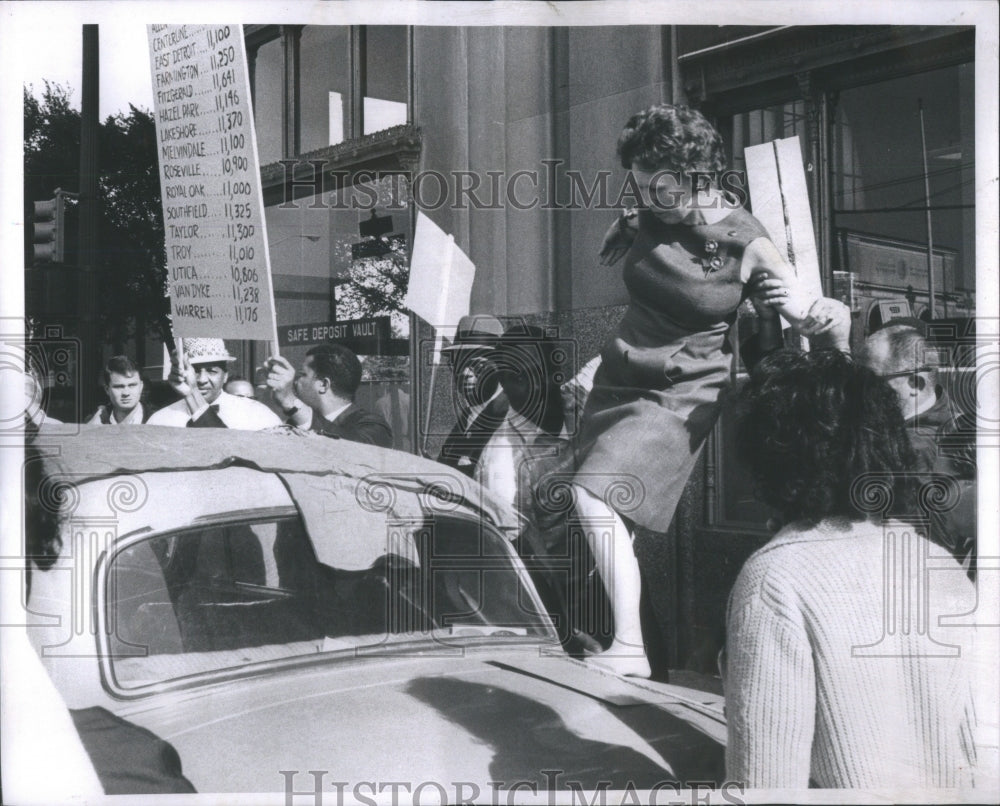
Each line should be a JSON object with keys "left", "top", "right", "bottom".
{"left": 573, "top": 484, "right": 650, "bottom": 678}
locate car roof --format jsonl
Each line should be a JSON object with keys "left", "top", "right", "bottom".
{"left": 34, "top": 423, "right": 454, "bottom": 482}
{"left": 30, "top": 425, "right": 519, "bottom": 570}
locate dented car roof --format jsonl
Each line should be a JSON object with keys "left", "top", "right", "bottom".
{"left": 32, "top": 424, "right": 519, "bottom": 569}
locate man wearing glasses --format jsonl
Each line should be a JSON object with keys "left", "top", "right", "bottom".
{"left": 858, "top": 321, "right": 976, "bottom": 574}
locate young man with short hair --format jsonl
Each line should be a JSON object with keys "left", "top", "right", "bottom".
{"left": 86, "top": 356, "right": 149, "bottom": 425}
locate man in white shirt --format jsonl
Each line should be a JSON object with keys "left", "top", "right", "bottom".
{"left": 147, "top": 338, "right": 281, "bottom": 430}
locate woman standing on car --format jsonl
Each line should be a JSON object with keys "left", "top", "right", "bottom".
{"left": 573, "top": 103, "right": 834, "bottom": 676}
{"left": 725, "top": 348, "right": 982, "bottom": 789}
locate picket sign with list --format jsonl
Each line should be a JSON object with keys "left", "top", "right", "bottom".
{"left": 147, "top": 24, "right": 277, "bottom": 343}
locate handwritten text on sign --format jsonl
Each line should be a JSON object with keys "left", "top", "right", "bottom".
{"left": 147, "top": 24, "right": 277, "bottom": 341}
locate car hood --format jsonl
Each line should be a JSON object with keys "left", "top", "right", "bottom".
{"left": 116, "top": 647, "right": 725, "bottom": 794}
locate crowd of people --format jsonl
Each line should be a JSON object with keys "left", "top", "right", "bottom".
{"left": 41, "top": 337, "right": 395, "bottom": 448}
{"left": 425, "top": 104, "right": 984, "bottom": 788}
{"left": 22, "top": 102, "right": 987, "bottom": 789}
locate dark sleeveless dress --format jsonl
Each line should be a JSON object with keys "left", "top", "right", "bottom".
{"left": 574, "top": 204, "right": 771, "bottom": 532}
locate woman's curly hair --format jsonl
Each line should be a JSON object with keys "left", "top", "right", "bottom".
{"left": 736, "top": 349, "right": 918, "bottom": 524}
{"left": 617, "top": 104, "right": 726, "bottom": 173}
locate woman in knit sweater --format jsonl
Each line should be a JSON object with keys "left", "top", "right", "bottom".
{"left": 725, "top": 349, "right": 983, "bottom": 789}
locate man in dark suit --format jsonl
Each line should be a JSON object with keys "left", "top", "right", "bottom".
{"left": 436, "top": 315, "right": 510, "bottom": 477}
{"left": 265, "top": 344, "right": 393, "bottom": 448}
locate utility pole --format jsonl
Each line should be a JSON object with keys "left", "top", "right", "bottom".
{"left": 79, "top": 24, "right": 100, "bottom": 413}
{"left": 918, "top": 99, "right": 936, "bottom": 319}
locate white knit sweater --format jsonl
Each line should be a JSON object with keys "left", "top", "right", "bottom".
{"left": 725, "top": 517, "right": 982, "bottom": 789}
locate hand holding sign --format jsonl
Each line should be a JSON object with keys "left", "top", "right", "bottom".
{"left": 746, "top": 273, "right": 789, "bottom": 321}
{"left": 261, "top": 355, "right": 311, "bottom": 428}
{"left": 167, "top": 347, "right": 196, "bottom": 397}
{"left": 798, "top": 297, "right": 852, "bottom": 351}
{"left": 744, "top": 136, "right": 824, "bottom": 344}
{"left": 264, "top": 356, "right": 297, "bottom": 408}
{"left": 166, "top": 343, "right": 210, "bottom": 416}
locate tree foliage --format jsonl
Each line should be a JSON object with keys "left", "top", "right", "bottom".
{"left": 24, "top": 82, "right": 169, "bottom": 347}
{"left": 335, "top": 240, "right": 409, "bottom": 317}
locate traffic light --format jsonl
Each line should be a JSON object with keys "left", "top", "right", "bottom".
{"left": 32, "top": 191, "right": 66, "bottom": 264}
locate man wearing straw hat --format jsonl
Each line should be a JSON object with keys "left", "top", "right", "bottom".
{"left": 436, "top": 315, "right": 510, "bottom": 478}
{"left": 147, "top": 338, "right": 281, "bottom": 430}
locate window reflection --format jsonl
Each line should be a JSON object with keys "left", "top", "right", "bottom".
{"left": 253, "top": 37, "right": 283, "bottom": 164}
{"left": 364, "top": 27, "right": 409, "bottom": 134}
{"left": 300, "top": 26, "right": 353, "bottom": 151}
{"left": 832, "top": 65, "right": 974, "bottom": 315}
{"left": 257, "top": 25, "right": 411, "bottom": 154}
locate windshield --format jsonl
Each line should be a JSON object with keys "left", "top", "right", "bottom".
{"left": 103, "top": 512, "right": 554, "bottom": 691}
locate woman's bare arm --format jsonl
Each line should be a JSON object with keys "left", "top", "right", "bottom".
{"left": 743, "top": 246, "right": 852, "bottom": 351}
{"left": 741, "top": 237, "right": 819, "bottom": 325}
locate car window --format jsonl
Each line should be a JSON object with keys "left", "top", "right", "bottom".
{"left": 104, "top": 513, "right": 552, "bottom": 691}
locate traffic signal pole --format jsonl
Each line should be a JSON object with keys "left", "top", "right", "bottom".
{"left": 78, "top": 24, "right": 100, "bottom": 414}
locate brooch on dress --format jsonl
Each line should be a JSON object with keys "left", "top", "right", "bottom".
{"left": 700, "top": 238, "right": 724, "bottom": 275}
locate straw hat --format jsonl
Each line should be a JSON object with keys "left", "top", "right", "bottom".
{"left": 183, "top": 338, "right": 237, "bottom": 365}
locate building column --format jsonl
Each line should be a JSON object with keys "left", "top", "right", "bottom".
{"left": 549, "top": 27, "right": 571, "bottom": 314}
{"left": 662, "top": 26, "right": 686, "bottom": 105}
{"left": 350, "top": 27, "right": 366, "bottom": 140}
{"left": 280, "top": 26, "right": 302, "bottom": 158}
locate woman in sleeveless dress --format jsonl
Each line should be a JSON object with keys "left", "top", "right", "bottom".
{"left": 574, "top": 104, "right": 837, "bottom": 676}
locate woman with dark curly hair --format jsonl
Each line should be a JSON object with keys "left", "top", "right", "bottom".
{"left": 573, "top": 104, "right": 838, "bottom": 676}
{"left": 725, "top": 349, "right": 981, "bottom": 789}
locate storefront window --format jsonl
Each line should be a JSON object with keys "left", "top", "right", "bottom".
{"left": 296, "top": 26, "right": 409, "bottom": 151}
{"left": 711, "top": 62, "right": 975, "bottom": 530}
{"left": 300, "top": 26, "right": 353, "bottom": 152}
{"left": 832, "top": 64, "right": 974, "bottom": 319}
{"left": 729, "top": 100, "right": 809, "bottom": 178}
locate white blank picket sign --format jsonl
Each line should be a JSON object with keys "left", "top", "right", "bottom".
{"left": 404, "top": 211, "right": 476, "bottom": 344}
{"left": 744, "top": 137, "right": 824, "bottom": 320}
